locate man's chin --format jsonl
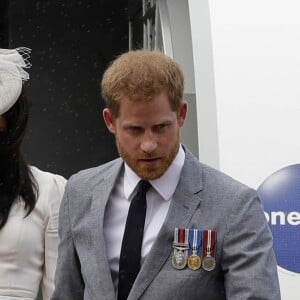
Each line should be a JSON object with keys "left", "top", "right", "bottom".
{"left": 133, "top": 166, "right": 166, "bottom": 181}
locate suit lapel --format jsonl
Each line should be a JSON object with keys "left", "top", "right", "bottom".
{"left": 129, "top": 150, "right": 204, "bottom": 299}
{"left": 86, "top": 160, "right": 123, "bottom": 298}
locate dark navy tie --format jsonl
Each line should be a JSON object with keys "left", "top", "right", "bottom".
{"left": 118, "top": 180, "right": 151, "bottom": 300}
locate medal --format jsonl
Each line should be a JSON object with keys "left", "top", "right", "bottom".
{"left": 188, "top": 254, "right": 201, "bottom": 270}
{"left": 202, "top": 229, "right": 217, "bottom": 271}
{"left": 172, "top": 228, "right": 189, "bottom": 269}
{"left": 172, "top": 248, "right": 188, "bottom": 269}
{"left": 187, "top": 229, "right": 202, "bottom": 270}
{"left": 202, "top": 255, "right": 216, "bottom": 271}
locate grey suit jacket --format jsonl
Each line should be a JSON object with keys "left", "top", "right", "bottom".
{"left": 52, "top": 149, "right": 280, "bottom": 300}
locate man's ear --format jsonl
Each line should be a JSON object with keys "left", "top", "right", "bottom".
{"left": 178, "top": 100, "right": 188, "bottom": 127}
{"left": 103, "top": 108, "right": 116, "bottom": 134}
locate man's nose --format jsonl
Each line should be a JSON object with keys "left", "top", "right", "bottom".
{"left": 140, "top": 131, "right": 157, "bottom": 153}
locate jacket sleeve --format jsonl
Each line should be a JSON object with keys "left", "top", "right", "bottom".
{"left": 222, "top": 188, "right": 281, "bottom": 299}
{"left": 51, "top": 183, "right": 85, "bottom": 300}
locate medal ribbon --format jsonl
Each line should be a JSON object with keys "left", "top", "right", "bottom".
{"left": 173, "top": 228, "right": 189, "bottom": 249}
{"left": 202, "top": 229, "right": 217, "bottom": 257}
{"left": 188, "top": 229, "right": 202, "bottom": 256}
{"left": 174, "top": 228, "right": 178, "bottom": 244}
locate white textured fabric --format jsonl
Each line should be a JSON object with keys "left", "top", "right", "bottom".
{"left": 104, "top": 145, "right": 185, "bottom": 291}
{"left": 0, "top": 47, "right": 31, "bottom": 114}
{"left": 0, "top": 166, "right": 66, "bottom": 300}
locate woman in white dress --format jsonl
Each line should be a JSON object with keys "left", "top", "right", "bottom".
{"left": 0, "top": 47, "right": 67, "bottom": 300}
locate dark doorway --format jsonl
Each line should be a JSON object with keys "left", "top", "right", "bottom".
{"left": 2, "top": 0, "right": 129, "bottom": 178}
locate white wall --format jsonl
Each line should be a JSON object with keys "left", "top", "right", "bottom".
{"left": 189, "top": 0, "right": 300, "bottom": 298}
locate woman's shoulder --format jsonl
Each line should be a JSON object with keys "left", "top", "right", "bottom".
{"left": 30, "top": 165, "right": 67, "bottom": 205}
{"left": 30, "top": 166, "right": 67, "bottom": 219}
{"left": 30, "top": 165, "right": 67, "bottom": 188}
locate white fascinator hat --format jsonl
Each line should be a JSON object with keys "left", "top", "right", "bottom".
{"left": 0, "top": 47, "right": 31, "bottom": 115}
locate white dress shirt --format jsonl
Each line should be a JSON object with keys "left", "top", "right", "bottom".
{"left": 103, "top": 146, "right": 185, "bottom": 291}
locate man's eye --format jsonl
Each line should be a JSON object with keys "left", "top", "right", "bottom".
{"left": 154, "top": 124, "right": 167, "bottom": 131}
{"left": 129, "top": 127, "right": 142, "bottom": 133}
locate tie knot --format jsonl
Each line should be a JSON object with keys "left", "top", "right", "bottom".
{"left": 138, "top": 180, "right": 151, "bottom": 194}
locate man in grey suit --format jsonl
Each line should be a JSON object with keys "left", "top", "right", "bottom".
{"left": 52, "top": 50, "right": 280, "bottom": 299}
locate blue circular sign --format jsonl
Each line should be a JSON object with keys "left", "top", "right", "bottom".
{"left": 258, "top": 164, "right": 300, "bottom": 274}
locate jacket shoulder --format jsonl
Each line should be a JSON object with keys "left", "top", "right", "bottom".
{"left": 67, "top": 157, "right": 123, "bottom": 188}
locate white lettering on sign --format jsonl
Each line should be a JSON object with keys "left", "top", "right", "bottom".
{"left": 265, "top": 211, "right": 300, "bottom": 225}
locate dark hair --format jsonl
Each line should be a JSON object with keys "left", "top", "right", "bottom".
{"left": 0, "top": 92, "right": 38, "bottom": 229}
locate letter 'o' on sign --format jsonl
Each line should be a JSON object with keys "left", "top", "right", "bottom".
{"left": 258, "top": 164, "right": 300, "bottom": 274}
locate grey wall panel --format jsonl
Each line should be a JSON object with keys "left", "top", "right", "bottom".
{"left": 158, "top": 0, "right": 199, "bottom": 158}
{"left": 188, "top": 0, "right": 220, "bottom": 169}
{"left": 181, "top": 93, "right": 199, "bottom": 158}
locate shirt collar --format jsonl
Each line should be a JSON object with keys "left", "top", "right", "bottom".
{"left": 124, "top": 145, "right": 185, "bottom": 201}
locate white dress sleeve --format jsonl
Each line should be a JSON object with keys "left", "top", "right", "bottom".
{"left": 39, "top": 172, "right": 67, "bottom": 300}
